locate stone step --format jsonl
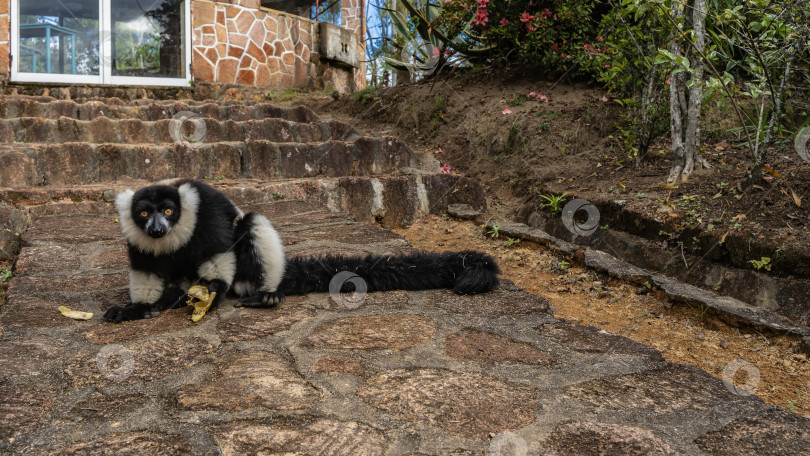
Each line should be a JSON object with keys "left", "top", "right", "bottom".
{"left": 0, "top": 137, "right": 415, "bottom": 188}
{"left": 3, "top": 80, "right": 281, "bottom": 102}
{"left": 0, "top": 97, "right": 319, "bottom": 122}
{"left": 0, "top": 173, "right": 485, "bottom": 260}
{"left": 0, "top": 173, "right": 486, "bottom": 255}
{"left": 0, "top": 117, "right": 360, "bottom": 145}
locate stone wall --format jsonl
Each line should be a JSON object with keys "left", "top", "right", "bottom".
{"left": 339, "top": 0, "right": 366, "bottom": 91}
{"left": 0, "top": 1, "right": 8, "bottom": 76}
{"left": 340, "top": 0, "right": 361, "bottom": 35}
{"left": 191, "top": 0, "right": 365, "bottom": 93}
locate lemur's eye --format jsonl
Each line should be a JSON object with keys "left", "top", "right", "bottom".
{"left": 140, "top": 211, "right": 148, "bottom": 218}
{"left": 164, "top": 208, "right": 173, "bottom": 216}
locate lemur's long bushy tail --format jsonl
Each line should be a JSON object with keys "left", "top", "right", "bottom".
{"left": 279, "top": 250, "right": 500, "bottom": 296}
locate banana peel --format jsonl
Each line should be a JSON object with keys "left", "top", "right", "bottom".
{"left": 186, "top": 285, "right": 216, "bottom": 323}
{"left": 59, "top": 306, "right": 94, "bottom": 320}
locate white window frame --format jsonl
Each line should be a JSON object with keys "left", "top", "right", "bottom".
{"left": 10, "top": 0, "right": 191, "bottom": 87}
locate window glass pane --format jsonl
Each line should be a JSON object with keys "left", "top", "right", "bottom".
{"left": 110, "top": 0, "right": 185, "bottom": 78}
{"left": 19, "top": 2, "right": 100, "bottom": 75}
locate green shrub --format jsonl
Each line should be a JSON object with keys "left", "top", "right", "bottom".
{"left": 439, "top": 0, "right": 606, "bottom": 77}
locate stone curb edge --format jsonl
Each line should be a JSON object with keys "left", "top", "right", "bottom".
{"left": 447, "top": 204, "right": 810, "bottom": 354}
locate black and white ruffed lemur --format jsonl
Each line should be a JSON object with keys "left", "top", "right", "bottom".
{"left": 103, "top": 179, "right": 500, "bottom": 322}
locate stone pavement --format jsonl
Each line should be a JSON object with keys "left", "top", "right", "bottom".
{"left": 1, "top": 184, "right": 808, "bottom": 455}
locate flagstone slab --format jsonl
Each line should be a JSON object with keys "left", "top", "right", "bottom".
{"left": 44, "top": 432, "right": 193, "bottom": 456}
{"left": 306, "top": 313, "right": 436, "bottom": 350}
{"left": 217, "top": 307, "right": 315, "bottom": 342}
{"left": 65, "top": 336, "right": 215, "bottom": 387}
{"left": 0, "top": 335, "right": 64, "bottom": 380}
{"left": 547, "top": 422, "right": 677, "bottom": 456}
{"left": 175, "top": 351, "right": 320, "bottom": 413}
{"left": 565, "top": 364, "right": 745, "bottom": 415}
{"left": 0, "top": 384, "right": 53, "bottom": 442}
{"left": 694, "top": 408, "right": 810, "bottom": 455}
{"left": 445, "top": 329, "right": 555, "bottom": 366}
{"left": 213, "top": 420, "right": 387, "bottom": 456}
{"left": 358, "top": 368, "right": 537, "bottom": 440}
{"left": 431, "top": 284, "right": 551, "bottom": 317}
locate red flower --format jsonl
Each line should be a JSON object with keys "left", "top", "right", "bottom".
{"left": 520, "top": 12, "right": 534, "bottom": 22}
{"left": 441, "top": 163, "right": 452, "bottom": 174}
{"left": 499, "top": 17, "right": 508, "bottom": 26}
{"left": 472, "top": 8, "right": 489, "bottom": 26}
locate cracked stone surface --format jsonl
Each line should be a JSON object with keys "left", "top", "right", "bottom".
{"left": 359, "top": 368, "right": 538, "bottom": 440}
{"left": 1, "top": 188, "right": 808, "bottom": 456}
{"left": 0, "top": 93, "right": 807, "bottom": 454}
{"left": 306, "top": 313, "right": 436, "bottom": 350}
{"left": 175, "top": 351, "right": 321, "bottom": 413}
{"left": 445, "top": 329, "right": 555, "bottom": 365}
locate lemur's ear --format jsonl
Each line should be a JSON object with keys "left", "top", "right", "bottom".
{"left": 115, "top": 189, "right": 135, "bottom": 217}
{"left": 176, "top": 183, "right": 200, "bottom": 213}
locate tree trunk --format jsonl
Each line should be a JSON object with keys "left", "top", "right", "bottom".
{"left": 667, "top": 0, "right": 710, "bottom": 185}
{"left": 636, "top": 57, "right": 658, "bottom": 166}
{"left": 747, "top": 51, "right": 795, "bottom": 187}
{"left": 667, "top": 0, "right": 687, "bottom": 184}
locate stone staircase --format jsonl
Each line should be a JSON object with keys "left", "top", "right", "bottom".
{"left": 0, "top": 93, "right": 486, "bottom": 260}
{"left": 0, "top": 90, "right": 807, "bottom": 455}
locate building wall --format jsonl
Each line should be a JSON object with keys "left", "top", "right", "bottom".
{"left": 0, "top": 0, "right": 365, "bottom": 92}
{"left": 192, "top": 0, "right": 365, "bottom": 93}
{"left": 0, "top": 1, "right": 9, "bottom": 76}
{"left": 339, "top": 0, "right": 366, "bottom": 90}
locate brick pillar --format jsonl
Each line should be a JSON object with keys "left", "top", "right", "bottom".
{"left": 340, "top": 0, "right": 361, "bottom": 35}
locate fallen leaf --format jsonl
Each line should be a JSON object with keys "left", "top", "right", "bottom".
{"left": 761, "top": 164, "right": 783, "bottom": 178}
{"left": 790, "top": 188, "right": 802, "bottom": 207}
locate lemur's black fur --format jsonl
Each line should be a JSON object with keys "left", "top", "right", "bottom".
{"left": 104, "top": 179, "right": 500, "bottom": 323}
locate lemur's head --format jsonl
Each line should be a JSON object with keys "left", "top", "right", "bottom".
{"left": 129, "top": 185, "right": 181, "bottom": 238}
{"left": 115, "top": 181, "right": 200, "bottom": 256}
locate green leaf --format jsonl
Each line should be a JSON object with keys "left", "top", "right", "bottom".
{"left": 383, "top": 8, "right": 413, "bottom": 42}
{"left": 381, "top": 56, "right": 413, "bottom": 72}
{"left": 657, "top": 49, "right": 676, "bottom": 62}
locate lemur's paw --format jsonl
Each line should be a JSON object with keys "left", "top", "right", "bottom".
{"left": 103, "top": 305, "right": 151, "bottom": 323}
{"left": 103, "top": 306, "right": 125, "bottom": 323}
{"left": 234, "top": 291, "right": 285, "bottom": 308}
